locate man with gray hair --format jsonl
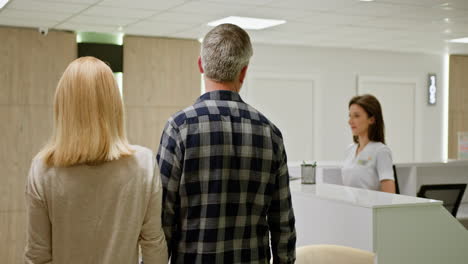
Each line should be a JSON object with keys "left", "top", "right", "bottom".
{"left": 157, "top": 23, "right": 296, "bottom": 264}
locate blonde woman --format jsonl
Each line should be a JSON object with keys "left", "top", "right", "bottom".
{"left": 24, "top": 57, "right": 167, "bottom": 264}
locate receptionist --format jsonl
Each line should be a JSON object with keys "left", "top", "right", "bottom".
{"left": 342, "top": 94, "right": 396, "bottom": 193}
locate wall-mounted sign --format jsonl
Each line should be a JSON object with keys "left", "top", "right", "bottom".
{"left": 428, "top": 73, "right": 437, "bottom": 105}
{"left": 458, "top": 132, "right": 468, "bottom": 160}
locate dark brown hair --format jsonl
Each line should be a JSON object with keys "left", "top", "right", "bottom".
{"left": 349, "top": 94, "right": 385, "bottom": 144}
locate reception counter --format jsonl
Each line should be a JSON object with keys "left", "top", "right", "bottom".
{"left": 291, "top": 181, "right": 468, "bottom": 264}
{"left": 289, "top": 160, "right": 468, "bottom": 218}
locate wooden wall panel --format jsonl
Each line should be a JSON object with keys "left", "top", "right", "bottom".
{"left": 0, "top": 211, "right": 26, "bottom": 264}
{"left": 448, "top": 55, "right": 468, "bottom": 159}
{"left": 0, "top": 26, "right": 76, "bottom": 263}
{"left": 125, "top": 106, "right": 183, "bottom": 151}
{"left": 0, "top": 28, "right": 200, "bottom": 263}
{"left": 123, "top": 36, "right": 201, "bottom": 151}
{"left": 123, "top": 36, "right": 200, "bottom": 107}
{"left": 0, "top": 27, "right": 74, "bottom": 106}
{"left": 0, "top": 106, "right": 28, "bottom": 212}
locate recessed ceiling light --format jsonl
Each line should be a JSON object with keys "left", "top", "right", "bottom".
{"left": 359, "top": 0, "right": 375, "bottom": 2}
{"left": 440, "top": 2, "right": 451, "bottom": 8}
{"left": 449, "top": 37, "right": 468, "bottom": 43}
{"left": 0, "top": 0, "right": 9, "bottom": 9}
{"left": 444, "top": 18, "right": 451, "bottom": 23}
{"left": 207, "top": 16, "right": 286, "bottom": 30}
{"left": 441, "top": 4, "right": 453, "bottom": 10}
{"left": 444, "top": 29, "right": 451, "bottom": 34}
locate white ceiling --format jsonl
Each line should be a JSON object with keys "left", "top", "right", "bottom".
{"left": 1, "top": 0, "right": 468, "bottom": 54}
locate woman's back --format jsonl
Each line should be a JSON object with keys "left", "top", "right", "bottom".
{"left": 25, "top": 145, "right": 167, "bottom": 264}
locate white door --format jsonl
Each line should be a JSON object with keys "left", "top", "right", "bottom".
{"left": 243, "top": 75, "right": 316, "bottom": 162}
{"left": 358, "top": 77, "right": 416, "bottom": 162}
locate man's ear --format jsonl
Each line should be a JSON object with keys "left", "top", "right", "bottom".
{"left": 239, "top": 65, "right": 248, "bottom": 83}
{"left": 198, "top": 56, "right": 204, "bottom": 74}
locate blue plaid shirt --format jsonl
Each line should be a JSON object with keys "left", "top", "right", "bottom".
{"left": 157, "top": 90, "right": 296, "bottom": 264}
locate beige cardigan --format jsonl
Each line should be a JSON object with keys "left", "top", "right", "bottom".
{"left": 24, "top": 145, "right": 167, "bottom": 264}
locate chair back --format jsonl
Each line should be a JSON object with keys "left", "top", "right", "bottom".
{"left": 417, "top": 184, "right": 467, "bottom": 217}
{"left": 392, "top": 165, "right": 400, "bottom": 194}
{"left": 296, "top": 244, "right": 375, "bottom": 264}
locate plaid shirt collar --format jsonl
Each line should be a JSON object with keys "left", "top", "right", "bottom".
{"left": 196, "top": 90, "right": 244, "bottom": 104}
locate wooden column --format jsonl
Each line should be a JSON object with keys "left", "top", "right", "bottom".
{"left": 448, "top": 55, "right": 468, "bottom": 159}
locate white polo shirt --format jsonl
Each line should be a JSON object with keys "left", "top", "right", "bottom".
{"left": 341, "top": 141, "right": 394, "bottom": 191}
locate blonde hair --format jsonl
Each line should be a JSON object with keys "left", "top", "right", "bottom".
{"left": 40, "top": 56, "right": 133, "bottom": 167}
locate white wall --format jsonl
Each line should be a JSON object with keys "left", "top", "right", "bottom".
{"left": 240, "top": 43, "right": 445, "bottom": 163}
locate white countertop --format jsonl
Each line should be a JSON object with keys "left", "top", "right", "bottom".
{"left": 288, "top": 159, "right": 468, "bottom": 169}
{"left": 290, "top": 181, "right": 442, "bottom": 209}
{"left": 395, "top": 159, "right": 468, "bottom": 167}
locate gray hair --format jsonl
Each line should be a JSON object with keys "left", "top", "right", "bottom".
{"left": 201, "top": 24, "right": 253, "bottom": 82}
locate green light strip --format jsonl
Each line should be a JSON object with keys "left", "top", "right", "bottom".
{"left": 76, "top": 32, "right": 124, "bottom": 45}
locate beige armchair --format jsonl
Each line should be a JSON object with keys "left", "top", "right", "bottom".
{"left": 296, "top": 244, "right": 375, "bottom": 264}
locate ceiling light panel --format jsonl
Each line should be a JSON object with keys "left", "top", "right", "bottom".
{"left": 449, "top": 37, "right": 468, "bottom": 43}
{"left": 0, "top": 0, "right": 9, "bottom": 9}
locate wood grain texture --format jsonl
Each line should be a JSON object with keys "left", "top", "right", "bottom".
{"left": 0, "top": 211, "right": 27, "bottom": 264}
{"left": 0, "top": 26, "right": 76, "bottom": 106}
{"left": 123, "top": 36, "right": 201, "bottom": 107}
{"left": 1, "top": 29, "right": 200, "bottom": 262}
{"left": 123, "top": 35, "right": 201, "bottom": 151}
{"left": 0, "top": 27, "right": 75, "bottom": 263}
{"left": 126, "top": 106, "right": 184, "bottom": 151}
{"left": 448, "top": 55, "right": 468, "bottom": 159}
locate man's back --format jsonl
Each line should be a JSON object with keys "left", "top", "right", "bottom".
{"left": 157, "top": 90, "right": 296, "bottom": 264}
